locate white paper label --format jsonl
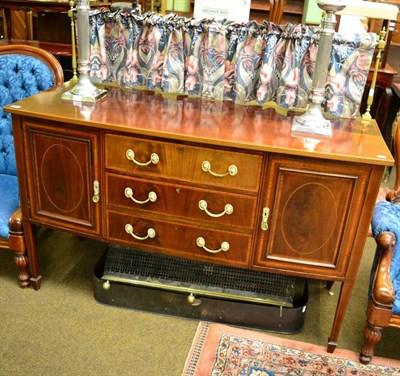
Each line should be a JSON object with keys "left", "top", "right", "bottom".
{"left": 194, "top": 0, "right": 250, "bottom": 23}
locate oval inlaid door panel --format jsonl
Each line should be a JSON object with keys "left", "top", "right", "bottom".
{"left": 254, "top": 155, "right": 371, "bottom": 277}
{"left": 25, "top": 121, "right": 101, "bottom": 235}
{"left": 281, "top": 182, "right": 337, "bottom": 255}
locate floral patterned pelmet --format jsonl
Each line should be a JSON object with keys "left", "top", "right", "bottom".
{"left": 89, "top": 10, "right": 376, "bottom": 118}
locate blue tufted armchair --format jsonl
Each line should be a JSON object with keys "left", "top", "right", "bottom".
{"left": 359, "top": 117, "right": 400, "bottom": 364}
{"left": 0, "top": 45, "right": 64, "bottom": 287}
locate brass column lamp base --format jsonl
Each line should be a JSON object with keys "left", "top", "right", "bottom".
{"left": 291, "top": 0, "right": 348, "bottom": 137}
{"left": 292, "top": 103, "right": 332, "bottom": 137}
{"left": 61, "top": 80, "right": 107, "bottom": 103}
{"left": 61, "top": 0, "right": 107, "bottom": 103}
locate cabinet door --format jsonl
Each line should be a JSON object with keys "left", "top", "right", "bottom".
{"left": 24, "top": 120, "right": 101, "bottom": 235}
{"left": 254, "top": 155, "right": 372, "bottom": 278}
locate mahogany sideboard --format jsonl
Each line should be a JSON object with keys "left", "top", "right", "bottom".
{"left": 6, "top": 84, "right": 393, "bottom": 352}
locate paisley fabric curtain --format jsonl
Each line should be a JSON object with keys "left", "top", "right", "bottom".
{"left": 89, "top": 10, "right": 376, "bottom": 118}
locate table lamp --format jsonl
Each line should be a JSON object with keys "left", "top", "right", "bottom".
{"left": 61, "top": 0, "right": 107, "bottom": 103}
{"left": 292, "top": 0, "right": 348, "bottom": 137}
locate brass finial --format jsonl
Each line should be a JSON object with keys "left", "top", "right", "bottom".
{"left": 68, "top": 0, "right": 78, "bottom": 83}
{"left": 362, "top": 28, "right": 387, "bottom": 124}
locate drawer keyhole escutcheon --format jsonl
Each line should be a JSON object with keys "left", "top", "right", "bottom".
{"left": 261, "top": 207, "right": 270, "bottom": 231}
{"left": 125, "top": 224, "right": 156, "bottom": 240}
{"left": 198, "top": 200, "right": 233, "bottom": 217}
{"left": 196, "top": 237, "right": 230, "bottom": 254}
{"left": 201, "top": 161, "right": 238, "bottom": 177}
{"left": 126, "top": 149, "right": 159, "bottom": 166}
{"left": 92, "top": 180, "right": 100, "bottom": 203}
{"left": 124, "top": 187, "right": 157, "bottom": 204}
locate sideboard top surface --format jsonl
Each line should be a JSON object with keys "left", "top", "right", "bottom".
{"left": 0, "top": 0, "right": 108, "bottom": 8}
{"left": 6, "top": 85, "right": 393, "bottom": 166}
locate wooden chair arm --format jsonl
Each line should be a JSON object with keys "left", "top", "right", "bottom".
{"left": 372, "top": 231, "right": 396, "bottom": 308}
{"left": 386, "top": 186, "right": 400, "bottom": 204}
{"left": 8, "top": 208, "right": 23, "bottom": 233}
{"left": 386, "top": 189, "right": 398, "bottom": 203}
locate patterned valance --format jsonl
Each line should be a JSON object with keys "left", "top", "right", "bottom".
{"left": 89, "top": 10, "right": 376, "bottom": 118}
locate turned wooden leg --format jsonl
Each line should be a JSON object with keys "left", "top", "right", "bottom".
{"left": 13, "top": 251, "right": 30, "bottom": 288}
{"left": 8, "top": 209, "right": 30, "bottom": 288}
{"left": 360, "top": 323, "right": 383, "bottom": 365}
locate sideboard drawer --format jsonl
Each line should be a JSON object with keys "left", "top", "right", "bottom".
{"left": 106, "top": 210, "right": 252, "bottom": 267}
{"left": 106, "top": 173, "right": 257, "bottom": 230}
{"left": 105, "top": 134, "right": 263, "bottom": 192}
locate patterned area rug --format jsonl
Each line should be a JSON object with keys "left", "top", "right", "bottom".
{"left": 182, "top": 322, "right": 400, "bottom": 376}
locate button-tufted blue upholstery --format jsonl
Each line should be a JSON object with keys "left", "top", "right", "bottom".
{"left": 0, "top": 53, "right": 56, "bottom": 239}
{"left": 371, "top": 200, "right": 400, "bottom": 315}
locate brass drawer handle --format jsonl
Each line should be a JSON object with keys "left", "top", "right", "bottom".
{"left": 124, "top": 187, "right": 157, "bottom": 204}
{"left": 201, "top": 160, "right": 238, "bottom": 177}
{"left": 196, "top": 237, "right": 230, "bottom": 254}
{"left": 126, "top": 149, "right": 159, "bottom": 166}
{"left": 198, "top": 200, "right": 233, "bottom": 218}
{"left": 125, "top": 224, "right": 156, "bottom": 240}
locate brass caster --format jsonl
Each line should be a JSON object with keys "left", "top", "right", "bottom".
{"left": 187, "top": 293, "right": 196, "bottom": 305}
{"left": 187, "top": 293, "right": 202, "bottom": 306}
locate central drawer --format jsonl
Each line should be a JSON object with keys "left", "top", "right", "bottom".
{"left": 105, "top": 134, "right": 263, "bottom": 192}
{"left": 106, "top": 210, "right": 253, "bottom": 267}
{"left": 106, "top": 173, "right": 257, "bottom": 230}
